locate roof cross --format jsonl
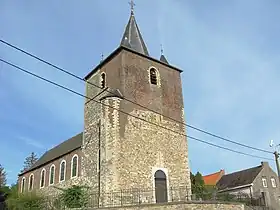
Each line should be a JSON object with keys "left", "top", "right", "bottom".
{"left": 129, "top": 0, "right": 135, "bottom": 15}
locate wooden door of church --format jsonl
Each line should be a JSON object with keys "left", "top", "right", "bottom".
{"left": 154, "top": 170, "right": 168, "bottom": 203}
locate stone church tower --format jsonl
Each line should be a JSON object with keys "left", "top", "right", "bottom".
{"left": 82, "top": 5, "right": 191, "bottom": 204}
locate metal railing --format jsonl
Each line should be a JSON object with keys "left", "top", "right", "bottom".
{"left": 3, "top": 186, "right": 269, "bottom": 209}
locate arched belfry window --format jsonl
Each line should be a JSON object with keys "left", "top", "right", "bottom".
{"left": 154, "top": 170, "right": 168, "bottom": 203}
{"left": 150, "top": 68, "right": 158, "bottom": 85}
{"left": 101, "top": 73, "right": 106, "bottom": 88}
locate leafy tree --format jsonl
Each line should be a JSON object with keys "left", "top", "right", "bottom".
{"left": 190, "top": 172, "right": 207, "bottom": 197}
{"left": 21, "top": 152, "right": 38, "bottom": 173}
{"left": 0, "top": 164, "right": 7, "bottom": 187}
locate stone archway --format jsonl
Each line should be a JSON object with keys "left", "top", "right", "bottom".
{"left": 154, "top": 170, "right": 168, "bottom": 203}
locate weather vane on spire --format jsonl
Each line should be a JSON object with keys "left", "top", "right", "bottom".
{"left": 129, "top": 0, "right": 135, "bottom": 15}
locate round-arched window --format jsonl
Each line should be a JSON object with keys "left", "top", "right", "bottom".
{"left": 150, "top": 68, "right": 158, "bottom": 85}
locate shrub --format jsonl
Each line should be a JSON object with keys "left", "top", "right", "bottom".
{"left": 60, "top": 185, "right": 89, "bottom": 208}
{"left": 6, "top": 192, "right": 45, "bottom": 210}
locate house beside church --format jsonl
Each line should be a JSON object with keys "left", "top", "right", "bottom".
{"left": 217, "top": 161, "right": 280, "bottom": 209}
{"left": 18, "top": 5, "right": 192, "bottom": 206}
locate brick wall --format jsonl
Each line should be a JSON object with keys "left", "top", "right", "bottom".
{"left": 18, "top": 149, "right": 83, "bottom": 195}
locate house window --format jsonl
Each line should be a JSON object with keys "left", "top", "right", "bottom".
{"left": 101, "top": 73, "right": 106, "bottom": 88}
{"left": 150, "top": 68, "right": 158, "bottom": 85}
{"left": 40, "top": 169, "right": 46, "bottom": 188}
{"left": 60, "top": 160, "right": 66, "bottom": 182}
{"left": 262, "top": 178, "right": 267, "bottom": 188}
{"left": 71, "top": 155, "right": 78, "bottom": 178}
{"left": 271, "top": 178, "right": 277, "bottom": 188}
{"left": 28, "top": 174, "right": 34, "bottom": 191}
{"left": 21, "top": 177, "right": 26, "bottom": 193}
{"left": 49, "top": 165, "right": 55, "bottom": 185}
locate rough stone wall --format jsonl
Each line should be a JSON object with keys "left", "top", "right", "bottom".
{"left": 116, "top": 50, "right": 191, "bottom": 194}
{"left": 117, "top": 109, "right": 191, "bottom": 201}
{"left": 82, "top": 53, "right": 123, "bottom": 194}
{"left": 83, "top": 48, "right": 191, "bottom": 205}
{"left": 82, "top": 72, "right": 102, "bottom": 192}
{"left": 18, "top": 149, "right": 83, "bottom": 196}
{"left": 99, "top": 97, "right": 122, "bottom": 205}
{"left": 97, "top": 202, "right": 244, "bottom": 210}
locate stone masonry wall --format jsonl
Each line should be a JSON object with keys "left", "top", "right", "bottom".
{"left": 82, "top": 52, "right": 123, "bottom": 197}
{"left": 117, "top": 109, "right": 191, "bottom": 200}
{"left": 99, "top": 97, "right": 122, "bottom": 205}
{"left": 116, "top": 50, "right": 191, "bottom": 195}
{"left": 83, "top": 48, "right": 192, "bottom": 206}
{"left": 82, "top": 69, "right": 102, "bottom": 192}
{"left": 97, "top": 202, "right": 244, "bottom": 210}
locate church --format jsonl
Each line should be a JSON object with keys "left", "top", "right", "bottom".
{"left": 18, "top": 3, "right": 191, "bottom": 205}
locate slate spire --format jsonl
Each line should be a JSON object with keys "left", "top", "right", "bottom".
{"left": 120, "top": 1, "right": 149, "bottom": 56}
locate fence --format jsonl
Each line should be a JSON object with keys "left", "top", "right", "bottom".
{"left": 2, "top": 186, "right": 269, "bottom": 209}
{"left": 44, "top": 186, "right": 267, "bottom": 209}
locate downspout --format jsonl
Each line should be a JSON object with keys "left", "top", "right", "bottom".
{"left": 98, "top": 119, "right": 101, "bottom": 207}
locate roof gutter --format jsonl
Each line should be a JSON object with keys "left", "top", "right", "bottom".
{"left": 218, "top": 183, "right": 253, "bottom": 193}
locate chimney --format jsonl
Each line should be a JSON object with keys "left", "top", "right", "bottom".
{"left": 261, "top": 161, "right": 269, "bottom": 168}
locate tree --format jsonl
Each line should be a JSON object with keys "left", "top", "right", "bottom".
{"left": 21, "top": 152, "right": 38, "bottom": 173}
{"left": 0, "top": 164, "right": 7, "bottom": 187}
{"left": 190, "top": 172, "right": 207, "bottom": 197}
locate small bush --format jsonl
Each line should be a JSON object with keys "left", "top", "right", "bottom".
{"left": 6, "top": 192, "right": 45, "bottom": 210}
{"left": 60, "top": 185, "right": 89, "bottom": 208}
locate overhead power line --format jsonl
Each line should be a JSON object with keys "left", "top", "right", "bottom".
{"left": 0, "top": 58, "right": 273, "bottom": 161}
{"left": 0, "top": 39, "right": 272, "bottom": 155}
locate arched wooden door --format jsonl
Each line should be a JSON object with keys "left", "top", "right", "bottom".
{"left": 154, "top": 170, "right": 168, "bottom": 203}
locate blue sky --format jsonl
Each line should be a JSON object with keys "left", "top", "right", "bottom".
{"left": 1, "top": 0, "right": 280, "bottom": 185}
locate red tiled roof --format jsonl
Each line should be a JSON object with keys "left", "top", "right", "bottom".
{"left": 203, "top": 169, "right": 225, "bottom": 186}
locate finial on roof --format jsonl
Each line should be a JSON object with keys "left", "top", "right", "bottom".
{"left": 100, "top": 52, "right": 104, "bottom": 63}
{"left": 159, "top": 44, "right": 169, "bottom": 64}
{"left": 160, "top": 44, "right": 164, "bottom": 55}
{"left": 129, "top": 0, "right": 135, "bottom": 15}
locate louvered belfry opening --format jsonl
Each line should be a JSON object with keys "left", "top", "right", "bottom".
{"left": 150, "top": 68, "right": 157, "bottom": 85}
{"left": 101, "top": 73, "right": 106, "bottom": 88}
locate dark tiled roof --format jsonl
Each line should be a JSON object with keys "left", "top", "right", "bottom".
{"left": 217, "top": 165, "right": 263, "bottom": 191}
{"left": 160, "top": 54, "right": 169, "bottom": 64}
{"left": 120, "top": 13, "right": 149, "bottom": 56}
{"left": 19, "top": 132, "right": 83, "bottom": 175}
